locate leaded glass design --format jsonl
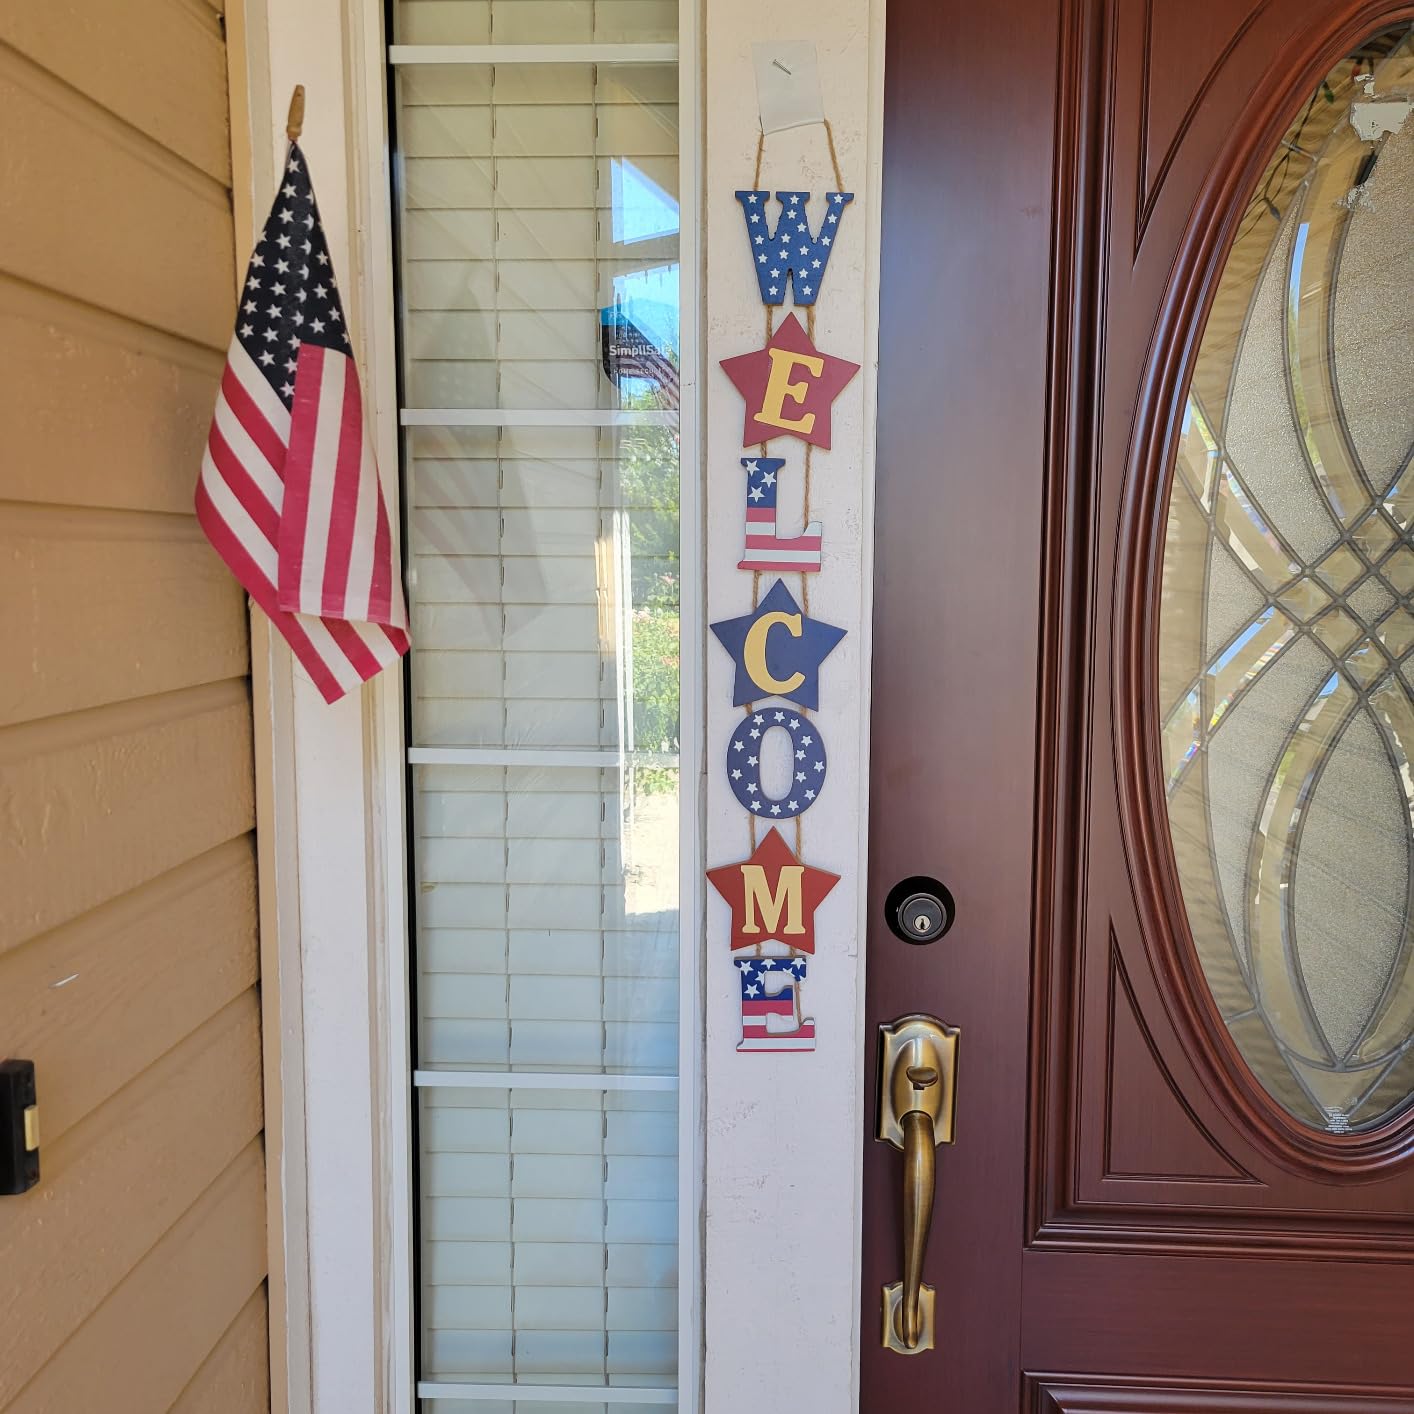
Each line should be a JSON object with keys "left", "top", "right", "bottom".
{"left": 1158, "top": 27, "right": 1414, "bottom": 1134}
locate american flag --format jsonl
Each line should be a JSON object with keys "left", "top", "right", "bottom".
{"left": 737, "top": 458, "right": 823, "bottom": 572}
{"left": 734, "top": 957, "right": 815, "bottom": 1052}
{"left": 196, "top": 141, "right": 409, "bottom": 703}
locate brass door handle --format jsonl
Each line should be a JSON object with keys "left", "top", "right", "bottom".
{"left": 877, "top": 1016, "right": 959, "bottom": 1355}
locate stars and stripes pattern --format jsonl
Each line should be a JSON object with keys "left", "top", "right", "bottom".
{"left": 733, "top": 190, "right": 854, "bottom": 306}
{"left": 196, "top": 141, "right": 409, "bottom": 704}
{"left": 738, "top": 457, "right": 823, "bottom": 571}
{"left": 735, "top": 958, "right": 814, "bottom": 1051}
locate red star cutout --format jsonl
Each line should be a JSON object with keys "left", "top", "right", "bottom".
{"left": 706, "top": 827, "right": 840, "bottom": 953}
{"left": 719, "top": 313, "right": 860, "bottom": 450}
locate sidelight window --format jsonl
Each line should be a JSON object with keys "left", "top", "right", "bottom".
{"left": 386, "top": 3, "right": 699, "bottom": 1406}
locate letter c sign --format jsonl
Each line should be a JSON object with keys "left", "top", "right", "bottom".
{"left": 743, "top": 611, "right": 805, "bottom": 697}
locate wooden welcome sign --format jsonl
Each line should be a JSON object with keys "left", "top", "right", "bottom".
{"left": 709, "top": 148, "right": 856, "bottom": 1054}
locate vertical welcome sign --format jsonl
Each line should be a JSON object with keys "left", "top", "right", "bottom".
{"left": 707, "top": 140, "right": 856, "bottom": 1053}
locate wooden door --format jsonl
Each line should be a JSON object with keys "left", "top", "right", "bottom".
{"left": 863, "top": 1, "right": 1414, "bottom": 1409}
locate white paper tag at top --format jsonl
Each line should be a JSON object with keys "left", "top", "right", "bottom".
{"left": 752, "top": 41, "right": 825, "bottom": 135}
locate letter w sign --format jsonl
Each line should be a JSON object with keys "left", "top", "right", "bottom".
{"left": 735, "top": 191, "right": 854, "bottom": 306}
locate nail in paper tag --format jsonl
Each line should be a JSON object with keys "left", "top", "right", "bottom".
{"left": 752, "top": 41, "right": 825, "bottom": 135}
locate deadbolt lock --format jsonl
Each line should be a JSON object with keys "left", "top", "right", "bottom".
{"left": 883, "top": 877, "right": 956, "bottom": 945}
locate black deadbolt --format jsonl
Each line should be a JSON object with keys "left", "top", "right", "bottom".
{"left": 884, "top": 877, "right": 955, "bottom": 945}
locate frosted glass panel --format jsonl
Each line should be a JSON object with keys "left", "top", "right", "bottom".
{"left": 395, "top": 64, "right": 680, "bottom": 412}
{"left": 1157, "top": 26, "right": 1414, "bottom": 1134}
{"left": 421, "top": 1087, "right": 678, "bottom": 1385}
{"left": 406, "top": 423, "right": 680, "bottom": 752}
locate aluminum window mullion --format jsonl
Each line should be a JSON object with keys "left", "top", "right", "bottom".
{"left": 416, "top": 1383, "right": 678, "bottom": 1405}
{"left": 390, "top": 43, "right": 680, "bottom": 65}
{"left": 414, "top": 1070, "right": 679, "bottom": 1090}
{"left": 407, "top": 747, "right": 680, "bottom": 768}
{"left": 400, "top": 408, "right": 679, "bottom": 428}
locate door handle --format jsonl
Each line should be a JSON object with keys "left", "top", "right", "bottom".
{"left": 876, "top": 1014, "right": 959, "bottom": 1355}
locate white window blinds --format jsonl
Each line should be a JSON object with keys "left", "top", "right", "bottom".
{"left": 387, "top": 6, "right": 692, "bottom": 1407}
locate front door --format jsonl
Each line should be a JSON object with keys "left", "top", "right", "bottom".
{"left": 863, "top": 1, "right": 1414, "bottom": 1408}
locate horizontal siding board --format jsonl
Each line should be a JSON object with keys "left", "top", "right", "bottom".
{"left": 0, "top": 276, "right": 223, "bottom": 515}
{"left": 8, "top": 1140, "right": 266, "bottom": 1414}
{"left": 0, "top": 836, "right": 258, "bottom": 1142}
{"left": 0, "top": 505, "right": 249, "bottom": 725}
{"left": 0, "top": 681, "right": 255, "bottom": 953}
{"left": 169, "top": 1286, "right": 271, "bottom": 1414}
{"left": 0, "top": 0, "right": 232, "bottom": 182}
{"left": 0, "top": 992, "right": 263, "bottom": 1405}
{"left": 0, "top": 48, "right": 235, "bottom": 349}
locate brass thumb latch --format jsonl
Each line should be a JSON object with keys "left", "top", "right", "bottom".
{"left": 876, "top": 1015, "right": 959, "bottom": 1355}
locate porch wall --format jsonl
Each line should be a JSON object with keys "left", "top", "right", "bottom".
{"left": 0, "top": 3, "right": 269, "bottom": 1410}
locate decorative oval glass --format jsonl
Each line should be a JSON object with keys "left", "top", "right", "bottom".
{"left": 1158, "top": 26, "right": 1414, "bottom": 1135}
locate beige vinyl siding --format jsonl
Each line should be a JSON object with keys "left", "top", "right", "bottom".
{"left": 0, "top": 1, "right": 268, "bottom": 1410}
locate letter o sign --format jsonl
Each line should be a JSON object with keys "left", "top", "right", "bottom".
{"left": 726, "top": 708, "right": 827, "bottom": 819}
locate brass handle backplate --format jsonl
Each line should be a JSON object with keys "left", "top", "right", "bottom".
{"left": 876, "top": 1014, "right": 959, "bottom": 1355}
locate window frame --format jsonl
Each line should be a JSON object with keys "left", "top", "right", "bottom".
{"left": 388, "top": 21, "right": 705, "bottom": 1405}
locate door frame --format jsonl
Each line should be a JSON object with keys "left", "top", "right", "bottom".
{"left": 225, "top": 3, "right": 417, "bottom": 1408}
{"left": 223, "top": 1, "right": 889, "bottom": 1412}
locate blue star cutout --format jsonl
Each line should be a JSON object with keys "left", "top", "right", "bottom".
{"left": 710, "top": 579, "right": 846, "bottom": 710}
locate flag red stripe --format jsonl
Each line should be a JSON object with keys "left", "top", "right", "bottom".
{"left": 743, "top": 999, "right": 797, "bottom": 1017}
{"left": 746, "top": 535, "right": 821, "bottom": 548}
{"left": 206, "top": 423, "right": 281, "bottom": 548}
{"left": 275, "top": 345, "right": 320, "bottom": 612}
{"left": 321, "top": 353, "right": 366, "bottom": 610}
{"left": 196, "top": 480, "right": 346, "bottom": 702}
{"left": 368, "top": 483, "right": 396, "bottom": 623}
{"left": 222, "top": 364, "right": 288, "bottom": 476}
{"left": 320, "top": 613, "right": 383, "bottom": 681}
{"left": 738, "top": 559, "right": 822, "bottom": 570}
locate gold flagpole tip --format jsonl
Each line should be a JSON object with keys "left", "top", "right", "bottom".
{"left": 286, "top": 84, "right": 305, "bottom": 143}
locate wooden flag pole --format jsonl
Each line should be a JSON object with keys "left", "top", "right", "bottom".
{"left": 286, "top": 84, "right": 305, "bottom": 142}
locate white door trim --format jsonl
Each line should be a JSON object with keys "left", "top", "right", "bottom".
{"left": 225, "top": 2, "right": 413, "bottom": 1410}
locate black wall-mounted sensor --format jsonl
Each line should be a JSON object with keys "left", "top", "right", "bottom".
{"left": 0, "top": 1059, "right": 39, "bottom": 1196}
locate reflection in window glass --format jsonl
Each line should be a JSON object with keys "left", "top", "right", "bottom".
{"left": 394, "top": 64, "right": 680, "bottom": 412}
